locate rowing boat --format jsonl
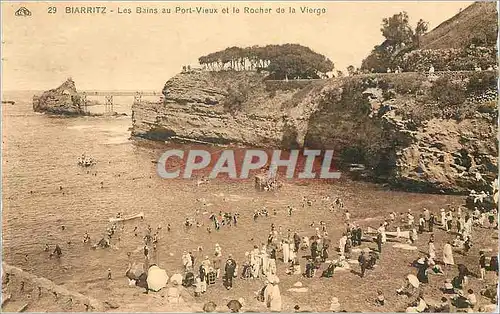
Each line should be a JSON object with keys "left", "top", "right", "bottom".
{"left": 109, "top": 212, "right": 144, "bottom": 223}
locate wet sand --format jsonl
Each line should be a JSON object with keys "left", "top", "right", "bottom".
{"left": 2, "top": 97, "right": 498, "bottom": 312}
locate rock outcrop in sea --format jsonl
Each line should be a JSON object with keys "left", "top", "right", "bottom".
{"left": 33, "top": 79, "right": 85, "bottom": 115}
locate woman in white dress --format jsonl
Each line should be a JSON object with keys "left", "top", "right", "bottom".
{"left": 264, "top": 274, "right": 282, "bottom": 312}
{"left": 261, "top": 248, "right": 269, "bottom": 276}
{"left": 282, "top": 240, "right": 290, "bottom": 264}
{"left": 338, "top": 234, "right": 347, "bottom": 257}
{"left": 428, "top": 240, "right": 436, "bottom": 260}
{"left": 440, "top": 209, "right": 446, "bottom": 228}
{"left": 377, "top": 224, "right": 387, "bottom": 243}
{"left": 442, "top": 241, "right": 454, "bottom": 266}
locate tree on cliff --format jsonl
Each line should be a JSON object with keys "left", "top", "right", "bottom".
{"left": 381, "top": 12, "right": 414, "bottom": 51}
{"left": 198, "top": 44, "right": 334, "bottom": 79}
{"left": 347, "top": 65, "right": 356, "bottom": 76}
{"left": 361, "top": 12, "right": 429, "bottom": 72}
{"left": 414, "top": 19, "right": 429, "bottom": 48}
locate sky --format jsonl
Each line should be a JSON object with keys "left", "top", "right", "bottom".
{"left": 1, "top": 1, "right": 473, "bottom": 91}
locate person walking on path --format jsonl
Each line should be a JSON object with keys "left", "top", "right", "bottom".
{"left": 358, "top": 251, "right": 367, "bottom": 278}
{"left": 376, "top": 232, "right": 383, "bottom": 253}
{"left": 479, "top": 251, "right": 486, "bottom": 280}
{"left": 224, "top": 254, "right": 237, "bottom": 290}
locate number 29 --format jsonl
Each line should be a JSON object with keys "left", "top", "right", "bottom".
{"left": 48, "top": 7, "right": 57, "bottom": 14}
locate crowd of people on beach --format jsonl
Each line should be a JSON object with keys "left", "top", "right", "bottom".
{"left": 39, "top": 187, "right": 499, "bottom": 312}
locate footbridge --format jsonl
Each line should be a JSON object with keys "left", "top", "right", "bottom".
{"left": 79, "top": 90, "right": 162, "bottom": 113}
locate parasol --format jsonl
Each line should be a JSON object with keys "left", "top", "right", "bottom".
{"left": 203, "top": 301, "right": 217, "bottom": 312}
{"left": 227, "top": 299, "right": 242, "bottom": 312}
{"left": 407, "top": 274, "right": 419, "bottom": 288}
{"left": 146, "top": 265, "right": 168, "bottom": 292}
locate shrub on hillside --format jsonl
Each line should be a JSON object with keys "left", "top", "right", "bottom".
{"left": 467, "top": 71, "right": 497, "bottom": 94}
{"left": 401, "top": 47, "right": 497, "bottom": 72}
{"left": 339, "top": 80, "right": 372, "bottom": 115}
{"left": 223, "top": 83, "right": 249, "bottom": 113}
{"left": 430, "top": 76, "right": 466, "bottom": 106}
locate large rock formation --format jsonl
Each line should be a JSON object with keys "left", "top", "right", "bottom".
{"left": 2, "top": 262, "right": 104, "bottom": 312}
{"left": 304, "top": 72, "right": 497, "bottom": 193}
{"left": 131, "top": 2, "right": 497, "bottom": 194}
{"left": 132, "top": 70, "right": 497, "bottom": 194}
{"left": 131, "top": 70, "right": 322, "bottom": 147}
{"left": 33, "top": 79, "right": 85, "bottom": 115}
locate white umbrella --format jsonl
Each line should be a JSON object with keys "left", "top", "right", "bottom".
{"left": 406, "top": 274, "right": 419, "bottom": 288}
{"left": 146, "top": 266, "right": 168, "bottom": 292}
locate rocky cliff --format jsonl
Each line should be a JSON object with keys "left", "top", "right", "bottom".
{"left": 33, "top": 79, "right": 85, "bottom": 115}
{"left": 131, "top": 70, "right": 497, "bottom": 194}
{"left": 131, "top": 70, "right": 324, "bottom": 147}
{"left": 304, "top": 71, "right": 498, "bottom": 193}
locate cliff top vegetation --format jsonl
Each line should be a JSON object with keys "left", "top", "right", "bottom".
{"left": 198, "top": 44, "right": 334, "bottom": 80}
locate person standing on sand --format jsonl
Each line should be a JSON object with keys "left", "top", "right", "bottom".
{"left": 407, "top": 213, "right": 415, "bottom": 228}
{"left": 446, "top": 211, "right": 453, "bottom": 232}
{"left": 443, "top": 241, "right": 454, "bottom": 266}
{"left": 282, "top": 240, "right": 290, "bottom": 264}
{"left": 250, "top": 246, "right": 260, "bottom": 278}
{"left": 356, "top": 224, "right": 363, "bottom": 246}
{"left": 440, "top": 209, "right": 446, "bottom": 228}
{"left": 428, "top": 214, "right": 435, "bottom": 232}
{"left": 376, "top": 232, "right": 383, "bottom": 253}
{"left": 428, "top": 240, "right": 436, "bottom": 260}
{"left": 479, "top": 251, "right": 486, "bottom": 280}
{"left": 418, "top": 215, "right": 425, "bottom": 234}
{"left": 213, "top": 255, "right": 221, "bottom": 279}
{"left": 293, "top": 232, "right": 301, "bottom": 252}
{"left": 264, "top": 274, "right": 282, "bottom": 312}
{"left": 338, "top": 234, "right": 347, "bottom": 257}
{"left": 261, "top": 247, "right": 270, "bottom": 275}
{"left": 83, "top": 232, "right": 90, "bottom": 243}
{"left": 311, "top": 239, "right": 319, "bottom": 261}
{"left": 224, "top": 254, "right": 237, "bottom": 290}
{"left": 358, "top": 251, "right": 366, "bottom": 278}
{"left": 423, "top": 208, "right": 430, "bottom": 225}
{"left": 377, "top": 223, "right": 387, "bottom": 243}
{"left": 51, "top": 244, "right": 62, "bottom": 258}
{"left": 344, "top": 210, "right": 350, "bottom": 222}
